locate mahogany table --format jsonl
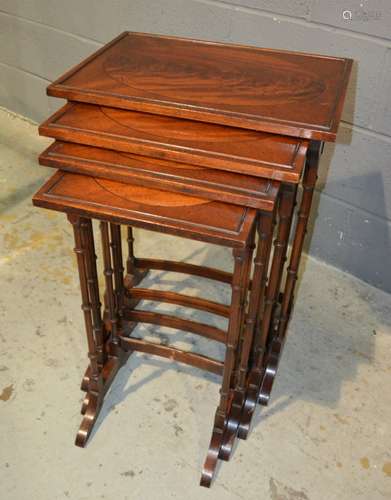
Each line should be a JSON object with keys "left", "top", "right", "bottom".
{"left": 34, "top": 32, "right": 352, "bottom": 488}
{"left": 32, "top": 170, "right": 278, "bottom": 474}
{"left": 47, "top": 31, "right": 352, "bottom": 141}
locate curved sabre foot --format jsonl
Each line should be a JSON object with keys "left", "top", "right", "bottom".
{"left": 258, "top": 339, "right": 282, "bottom": 406}
{"left": 75, "top": 393, "right": 101, "bottom": 448}
{"left": 80, "top": 365, "right": 91, "bottom": 392}
{"left": 200, "top": 427, "right": 225, "bottom": 488}
{"left": 219, "top": 392, "right": 244, "bottom": 461}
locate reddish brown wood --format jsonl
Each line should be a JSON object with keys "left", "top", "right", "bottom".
{"left": 235, "top": 184, "right": 296, "bottom": 439}
{"left": 32, "top": 171, "right": 257, "bottom": 248}
{"left": 82, "top": 218, "right": 106, "bottom": 368}
{"left": 39, "top": 103, "right": 307, "bottom": 181}
{"left": 65, "top": 211, "right": 258, "bottom": 457}
{"left": 68, "top": 215, "right": 104, "bottom": 446}
{"left": 109, "top": 223, "right": 125, "bottom": 320}
{"left": 33, "top": 31, "right": 353, "bottom": 488}
{"left": 133, "top": 258, "right": 233, "bottom": 284}
{"left": 201, "top": 246, "right": 253, "bottom": 487}
{"left": 39, "top": 140, "right": 282, "bottom": 208}
{"left": 126, "top": 226, "right": 135, "bottom": 275}
{"left": 120, "top": 336, "right": 223, "bottom": 375}
{"left": 258, "top": 141, "right": 321, "bottom": 407}
{"left": 122, "top": 225, "right": 149, "bottom": 290}
{"left": 257, "top": 186, "right": 296, "bottom": 352}
{"left": 220, "top": 209, "right": 275, "bottom": 459}
{"left": 122, "top": 309, "right": 226, "bottom": 343}
{"left": 32, "top": 169, "right": 278, "bottom": 471}
{"left": 69, "top": 215, "right": 101, "bottom": 387}
{"left": 100, "top": 221, "right": 120, "bottom": 350}
{"left": 125, "top": 288, "right": 230, "bottom": 317}
{"left": 236, "top": 142, "right": 322, "bottom": 442}
{"left": 47, "top": 32, "right": 352, "bottom": 141}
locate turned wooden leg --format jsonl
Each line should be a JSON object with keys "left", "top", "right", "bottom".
{"left": 221, "top": 210, "right": 275, "bottom": 451}
{"left": 109, "top": 223, "right": 125, "bottom": 317}
{"left": 68, "top": 215, "right": 104, "bottom": 447}
{"left": 74, "top": 219, "right": 134, "bottom": 437}
{"left": 259, "top": 141, "right": 321, "bottom": 406}
{"left": 100, "top": 221, "right": 122, "bottom": 356}
{"left": 84, "top": 219, "right": 106, "bottom": 368}
{"left": 230, "top": 185, "right": 296, "bottom": 440}
{"left": 79, "top": 219, "right": 107, "bottom": 408}
{"left": 124, "top": 226, "right": 148, "bottom": 288}
{"left": 245, "top": 185, "right": 297, "bottom": 405}
{"left": 259, "top": 184, "right": 297, "bottom": 355}
{"left": 200, "top": 246, "right": 253, "bottom": 487}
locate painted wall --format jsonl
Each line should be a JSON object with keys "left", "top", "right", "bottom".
{"left": 1, "top": 0, "right": 390, "bottom": 291}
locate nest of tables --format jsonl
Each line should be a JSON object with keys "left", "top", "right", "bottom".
{"left": 32, "top": 32, "right": 352, "bottom": 488}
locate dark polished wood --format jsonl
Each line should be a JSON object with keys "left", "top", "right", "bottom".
{"left": 201, "top": 244, "right": 254, "bottom": 487}
{"left": 100, "top": 221, "right": 120, "bottom": 349}
{"left": 235, "top": 185, "right": 297, "bottom": 439}
{"left": 258, "top": 141, "right": 321, "bottom": 407}
{"left": 39, "top": 141, "right": 281, "bottom": 209}
{"left": 220, "top": 210, "right": 275, "bottom": 460}
{"left": 39, "top": 103, "right": 308, "bottom": 181}
{"left": 32, "top": 169, "right": 280, "bottom": 472}
{"left": 34, "top": 30, "right": 353, "bottom": 489}
{"left": 32, "top": 170, "right": 257, "bottom": 248}
{"left": 120, "top": 336, "right": 224, "bottom": 376}
{"left": 69, "top": 215, "right": 125, "bottom": 446}
{"left": 125, "top": 288, "right": 230, "bottom": 317}
{"left": 133, "top": 257, "right": 233, "bottom": 284}
{"left": 238, "top": 141, "right": 322, "bottom": 441}
{"left": 122, "top": 309, "right": 226, "bottom": 343}
{"left": 47, "top": 31, "right": 352, "bottom": 141}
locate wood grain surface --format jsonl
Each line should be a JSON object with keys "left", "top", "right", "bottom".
{"left": 39, "top": 103, "right": 308, "bottom": 181}
{"left": 39, "top": 141, "right": 280, "bottom": 209}
{"left": 47, "top": 32, "right": 352, "bottom": 141}
{"left": 32, "top": 170, "right": 261, "bottom": 247}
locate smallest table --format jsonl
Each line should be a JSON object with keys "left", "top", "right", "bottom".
{"left": 33, "top": 169, "right": 279, "bottom": 486}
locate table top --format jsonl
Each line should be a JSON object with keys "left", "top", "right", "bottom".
{"left": 39, "top": 102, "right": 308, "bottom": 182}
{"left": 32, "top": 170, "right": 260, "bottom": 247}
{"left": 47, "top": 32, "right": 352, "bottom": 141}
{"left": 39, "top": 141, "right": 280, "bottom": 210}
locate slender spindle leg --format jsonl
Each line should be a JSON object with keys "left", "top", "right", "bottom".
{"left": 68, "top": 215, "right": 103, "bottom": 448}
{"left": 111, "top": 224, "right": 140, "bottom": 337}
{"left": 259, "top": 141, "right": 321, "bottom": 405}
{"left": 79, "top": 219, "right": 106, "bottom": 406}
{"left": 126, "top": 226, "right": 136, "bottom": 275}
{"left": 221, "top": 185, "right": 295, "bottom": 438}
{"left": 277, "top": 141, "right": 320, "bottom": 340}
{"left": 232, "top": 229, "right": 256, "bottom": 387}
{"left": 249, "top": 211, "right": 276, "bottom": 366}
{"left": 238, "top": 217, "right": 273, "bottom": 391}
{"left": 124, "top": 226, "right": 148, "bottom": 289}
{"left": 83, "top": 219, "right": 106, "bottom": 368}
{"left": 275, "top": 188, "right": 298, "bottom": 305}
{"left": 219, "top": 248, "right": 252, "bottom": 422}
{"left": 110, "top": 223, "right": 125, "bottom": 320}
{"left": 252, "top": 185, "right": 296, "bottom": 377}
{"left": 100, "top": 222, "right": 121, "bottom": 356}
{"left": 221, "top": 210, "right": 275, "bottom": 449}
{"left": 200, "top": 246, "right": 252, "bottom": 487}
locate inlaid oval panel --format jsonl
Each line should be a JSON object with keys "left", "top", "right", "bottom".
{"left": 99, "top": 106, "right": 258, "bottom": 144}
{"left": 102, "top": 36, "right": 326, "bottom": 108}
{"left": 94, "top": 178, "right": 210, "bottom": 208}
{"left": 48, "top": 32, "right": 352, "bottom": 140}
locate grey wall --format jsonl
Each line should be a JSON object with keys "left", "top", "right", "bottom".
{"left": 1, "top": 0, "right": 390, "bottom": 292}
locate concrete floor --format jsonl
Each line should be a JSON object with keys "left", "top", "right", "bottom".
{"left": 0, "top": 107, "right": 390, "bottom": 500}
